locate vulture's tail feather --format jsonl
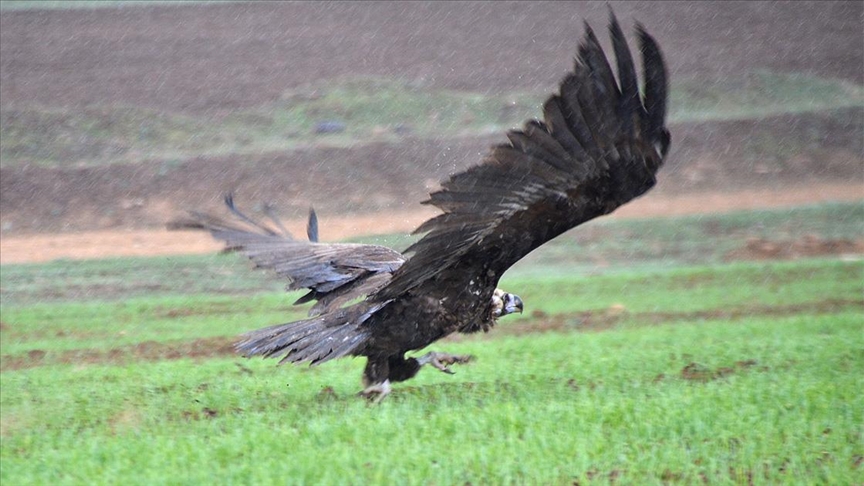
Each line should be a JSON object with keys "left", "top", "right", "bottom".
{"left": 235, "top": 304, "right": 379, "bottom": 365}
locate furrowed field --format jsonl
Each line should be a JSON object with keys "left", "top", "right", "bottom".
{"left": 1, "top": 203, "right": 862, "bottom": 484}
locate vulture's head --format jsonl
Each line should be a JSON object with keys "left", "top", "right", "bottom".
{"left": 491, "top": 288, "right": 523, "bottom": 318}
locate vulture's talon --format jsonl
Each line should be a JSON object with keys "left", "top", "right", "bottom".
{"left": 417, "top": 352, "right": 474, "bottom": 375}
{"left": 358, "top": 380, "right": 391, "bottom": 404}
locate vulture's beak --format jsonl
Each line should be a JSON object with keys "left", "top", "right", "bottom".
{"left": 504, "top": 293, "right": 524, "bottom": 315}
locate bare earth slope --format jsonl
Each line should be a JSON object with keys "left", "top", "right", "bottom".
{"left": 0, "top": 1, "right": 862, "bottom": 262}
{"left": 1, "top": 182, "right": 861, "bottom": 264}
{"left": 2, "top": 1, "right": 861, "bottom": 111}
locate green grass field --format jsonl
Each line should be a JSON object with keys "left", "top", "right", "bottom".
{"left": 1, "top": 204, "right": 862, "bottom": 484}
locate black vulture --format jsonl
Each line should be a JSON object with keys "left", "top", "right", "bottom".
{"left": 170, "top": 12, "right": 669, "bottom": 401}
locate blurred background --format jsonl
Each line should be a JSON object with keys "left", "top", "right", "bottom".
{"left": 0, "top": 0, "right": 861, "bottom": 264}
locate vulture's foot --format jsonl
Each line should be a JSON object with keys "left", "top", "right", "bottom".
{"left": 416, "top": 352, "right": 474, "bottom": 375}
{"left": 358, "top": 380, "right": 391, "bottom": 404}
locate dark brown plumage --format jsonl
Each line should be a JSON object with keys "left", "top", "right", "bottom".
{"left": 170, "top": 12, "right": 669, "bottom": 401}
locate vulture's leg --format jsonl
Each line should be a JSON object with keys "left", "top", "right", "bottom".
{"left": 358, "top": 353, "right": 472, "bottom": 402}
{"left": 416, "top": 352, "right": 474, "bottom": 374}
{"left": 359, "top": 356, "right": 391, "bottom": 403}
{"left": 358, "top": 380, "right": 391, "bottom": 403}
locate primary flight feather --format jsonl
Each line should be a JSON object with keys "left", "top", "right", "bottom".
{"left": 170, "top": 12, "right": 669, "bottom": 401}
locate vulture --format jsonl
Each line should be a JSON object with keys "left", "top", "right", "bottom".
{"left": 170, "top": 12, "right": 669, "bottom": 401}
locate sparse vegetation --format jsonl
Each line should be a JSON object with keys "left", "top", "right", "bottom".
{"left": 671, "top": 70, "right": 864, "bottom": 122}
{"left": 2, "top": 72, "right": 861, "bottom": 168}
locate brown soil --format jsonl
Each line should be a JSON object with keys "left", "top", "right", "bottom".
{"left": 0, "top": 207, "right": 439, "bottom": 264}
{"left": 0, "top": 2, "right": 861, "bottom": 262}
{"left": 0, "top": 2, "right": 864, "bottom": 263}
{"left": 485, "top": 298, "right": 864, "bottom": 338}
{"left": 3, "top": 2, "right": 860, "bottom": 112}
{"left": 0, "top": 336, "right": 237, "bottom": 372}
{"left": 727, "top": 234, "right": 864, "bottom": 261}
{"left": 1, "top": 182, "right": 861, "bottom": 264}
{"left": 3, "top": 298, "right": 858, "bottom": 372}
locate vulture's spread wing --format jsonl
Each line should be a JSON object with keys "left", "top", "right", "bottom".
{"left": 171, "top": 196, "right": 404, "bottom": 316}
{"left": 375, "top": 15, "right": 669, "bottom": 301}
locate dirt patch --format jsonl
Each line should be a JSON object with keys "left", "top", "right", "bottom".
{"left": 4, "top": 299, "right": 858, "bottom": 372}
{"left": 487, "top": 299, "right": 864, "bottom": 338}
{"left": 727, "top": 235, "right": 864, "bottom": 261}
{"left": 0, "top": 208, "right": 439, "bottom": 264}
{"left": 0, "top": 336, "right": 237, "bottom": 372}
{"left": 649, "top": 358, "right": 761, "bottom": 387}
{"left": 332, "top": 297, "right": 864, "bottom": 353}
{"left": 180, "top": 407, "right": 221, "bottom": 422}
{"left": 679, "top": 361, "right": 757, "bottom": 383}
{"left": 2, "top": 182, "right": 861, "bottom": 264}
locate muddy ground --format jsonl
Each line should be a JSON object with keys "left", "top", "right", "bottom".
{"left": 0, "top": 1, "right": 862, "bottom": 260}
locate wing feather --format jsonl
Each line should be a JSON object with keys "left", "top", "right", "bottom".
{"left": 374, "top": 13, "right": 669, "bottom": 300}
{"left": 169, "top": 197, "right": 404, "bottom": 315}
{"left": 637, "top": 23, "right": 670, "bottom": 154}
